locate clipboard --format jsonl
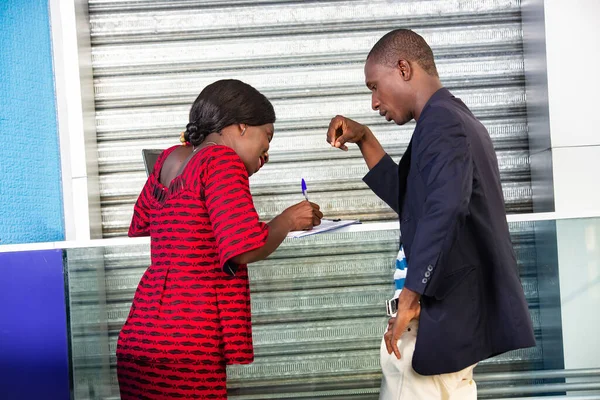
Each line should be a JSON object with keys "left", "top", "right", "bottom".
{"left": 142, "top": 149, "right": 163, "bottom": 177}
{"left": 286, "top": 219, "right": 360, "bottom": 238}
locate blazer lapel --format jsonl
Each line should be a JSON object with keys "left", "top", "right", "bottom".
{"left": 398, "top": 138, "right": 413, "bottom": 215}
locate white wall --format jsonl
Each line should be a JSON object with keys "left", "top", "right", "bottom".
{"left": 49, "top": 0, "right": 102, "bottom": 240}
{"left": 545, "top": 0, "right": 600, "bottom": 214}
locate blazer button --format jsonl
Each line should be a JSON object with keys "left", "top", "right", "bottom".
{"left": 425, "top": 271, "right": 431, "bottom": 277}
{"left": 427, "top": 265, "right": 433, "bottom": 271}
{"left": 422, "top": 278, "right": 428, "bottom": 284}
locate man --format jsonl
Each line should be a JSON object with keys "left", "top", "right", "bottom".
{"left": 326, "top": 29, "right": 535, "bottom": 399}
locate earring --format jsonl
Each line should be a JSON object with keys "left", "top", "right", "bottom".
{"left": 240, "top": 127, "right": 247, "bottom": 136}
{"left": 179, "top": 131, "right": 190, "bottom": 146}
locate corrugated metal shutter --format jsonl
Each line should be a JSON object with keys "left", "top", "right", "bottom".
{"left": 69, "top": 0, "right": 550, "bottom": 398}
{"left": 90, "top": 0, "right": 531, "bottom": 237}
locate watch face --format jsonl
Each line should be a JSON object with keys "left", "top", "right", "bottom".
{"left": 386, "top": 298, "right": 398, "bottom": 316}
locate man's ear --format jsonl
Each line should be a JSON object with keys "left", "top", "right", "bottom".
{"left": 398, "top": 59, "right": 412, "bottom": 81}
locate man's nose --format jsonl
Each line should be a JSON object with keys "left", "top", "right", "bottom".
{"left": 372, "top": 95, "right": 380, "bottom": 111}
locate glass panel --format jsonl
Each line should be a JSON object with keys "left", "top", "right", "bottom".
{"left": 63, "top": 218, "right": 600, "bottom": 399}
{"left": 66, "top": 246, "right": 114, "bottom": 399}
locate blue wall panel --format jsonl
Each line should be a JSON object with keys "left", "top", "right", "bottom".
{"left": 0, "top": 250, "right": 70, "bottom": 400}
{"left": 0, "top": 0, "right": 64, "bottom": 244}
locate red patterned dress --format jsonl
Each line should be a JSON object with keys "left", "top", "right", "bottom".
{"left": 116, "top": 145, "right": 269, "bottom": 399}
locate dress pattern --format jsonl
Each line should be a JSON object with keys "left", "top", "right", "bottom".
{"left": 117, "top": 145, "right": 269, "bottom": 399}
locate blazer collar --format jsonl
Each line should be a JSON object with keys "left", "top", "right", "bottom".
{"left": 416, "top": 87, "right": 452, "bottom": 125}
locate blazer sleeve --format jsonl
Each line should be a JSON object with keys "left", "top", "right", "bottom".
{"left": 403, "top": 107, "right": 474, "bottom": 296}
{"left": 363, "top": 153, "right": 400, "bottom": 215}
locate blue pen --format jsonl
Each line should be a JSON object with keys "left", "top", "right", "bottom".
{"left": 301, "top": 178, "right": 309, "bottom": 201}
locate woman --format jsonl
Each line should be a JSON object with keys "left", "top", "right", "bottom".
{"left": 116, "top": 79, "right": 322, "bottom": 399}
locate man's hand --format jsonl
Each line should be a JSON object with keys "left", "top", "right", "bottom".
{"left": 326, "top": 115, "right": 386, "bottom": 170}
{"left": 326, "top": 115, "right": 372, "bottom": 151}
{"left": 384, "top": 288, "right": 421, "bottom": 359}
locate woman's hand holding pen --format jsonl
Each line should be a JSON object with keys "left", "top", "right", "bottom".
{"left": 282, "top": 201, "right": 323, "bottom": 231}
{"left": 233, "top": 201, "right": 321, "bottom": 265}
{"left": 236, "top": 179, "right": 321, "bottom": 264}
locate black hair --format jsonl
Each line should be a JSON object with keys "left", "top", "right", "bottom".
{"left": 184, "top": 79, "right": 276, "bottom": 146}
{"left": 367, "top": 29, "right": 438, "bottom": 77}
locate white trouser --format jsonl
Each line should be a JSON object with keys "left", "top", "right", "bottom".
{"left": 379, "top": 320, "right": 477, "bottom": 400}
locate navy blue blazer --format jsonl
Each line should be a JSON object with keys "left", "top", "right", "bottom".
{"left": 364, "top": 88, "right": 535, "bottom": 375}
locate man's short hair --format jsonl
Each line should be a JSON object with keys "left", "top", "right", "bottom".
{"left": 367, "top": 29, "right": 439, "bottom": 77}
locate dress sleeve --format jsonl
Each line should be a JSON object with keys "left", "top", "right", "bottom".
{"left": 128, "top": 182, "right": 153, "bottom": 237}
{"left": 202, "top": 147, "right": 269, "bottom": 275}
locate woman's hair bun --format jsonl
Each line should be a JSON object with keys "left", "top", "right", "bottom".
{"left": 185, "top": 121, "right": 209, "bottom": 145}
